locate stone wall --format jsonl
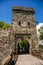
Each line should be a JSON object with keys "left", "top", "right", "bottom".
{"left": 0, "top": 28, "right": 15, "bottom": 65}
{"left": 32, "top": 49, "right": 43, "bottom": 60}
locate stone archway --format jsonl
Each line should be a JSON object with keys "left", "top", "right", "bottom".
{"left": 15, "top": 34, "right": 32, "bottom": 55}
{"left": 17, "top": 39, "right": 30, "bottom": 54}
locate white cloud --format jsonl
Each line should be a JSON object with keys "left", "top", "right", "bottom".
{"left": 36, "top": 23, "right": 43, "bottom": 34}
{"left": 36, "top": 23, "right": 43, "bottom": 29}
{"left": 39, "top": 40, "right": 43, "bottom": 45}
{"left": 36, "top": 23, "right": 43, "bottom": 45}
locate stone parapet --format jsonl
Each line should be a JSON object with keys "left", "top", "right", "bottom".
{"left": 12, "top": 6, "right": 35, "bottom": 13}
{"left": 32, "top": 49, "right": 43, "bottom": 60}
{"left": 0, "top": 28, "right": 15, "bottom": 65}
{"left": 1, "top": 55, "right": 12, "bottom": 65}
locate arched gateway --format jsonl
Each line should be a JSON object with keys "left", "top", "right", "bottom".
{"left": 17, "top": 39, "right": 30, "bottom": 54}
{"left": 12, "top": 6, "right": 38, "bottom": 54}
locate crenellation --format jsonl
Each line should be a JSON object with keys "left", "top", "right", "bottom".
{"left": 12, "top": 6, "right": 35, "bottom": 13}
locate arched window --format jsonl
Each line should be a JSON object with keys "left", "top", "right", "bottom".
{"left": 28, "top": 22, "right": 30, "bottom": 25}
{"left": 19, "top": 21, "right": 21, "bottom": 26}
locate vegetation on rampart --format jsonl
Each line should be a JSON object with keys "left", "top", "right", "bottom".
{"left": 0, "top": 21, "right": 11, "bottom": 29}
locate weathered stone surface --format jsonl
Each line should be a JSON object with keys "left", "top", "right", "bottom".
{"left": 12, "top": 6, "right": 38, "bottom": 54}
{"left": 1, "top": 55, "right": 11, "bottom": 65}
{"left": 0, "top": 29, "right": 15, "bottom": 65}
{"left": 12, "top": 6, "right": 35, "bottom": 13}
{"left": 32, "top": 49, "right": 43, "bottom": 60}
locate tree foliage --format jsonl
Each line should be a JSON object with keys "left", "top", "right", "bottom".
{"left": 19, "top": 39, "right": 28, "bottom": 47}
{"left": 39, "top": 44, "right": 43, "bottom": 49}
{"left": 0, "top": 21, "right": 10, "bottom": 29}
{"left": 38, "top": 26, "right": 43, "bottom": 40}
{"left": 3, "top": 23, "right": 10, "bottom": 29}
{"left": 0, "top": 21, "right": 5, "bottom": 28}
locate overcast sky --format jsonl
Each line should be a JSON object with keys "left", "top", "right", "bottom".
{"left": 0, "top": 0, "right": 43, "bottom": 25}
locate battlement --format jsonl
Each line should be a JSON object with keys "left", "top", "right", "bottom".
{"left": 0, "top": 28, "right": 11, "bottom": 37}
{"left": 12, "top": 6, "right": 35, "bottom": 13}
{"left": 0, "top": 28, "right": 10, "bottom": 31}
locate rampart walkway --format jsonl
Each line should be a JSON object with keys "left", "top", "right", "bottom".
{"left": 15, "top": 54, "right": 43, "bottom": 65}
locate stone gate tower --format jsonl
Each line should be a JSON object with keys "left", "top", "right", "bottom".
{"left": 12, "top": 6, "right": 38, "bottom": 54}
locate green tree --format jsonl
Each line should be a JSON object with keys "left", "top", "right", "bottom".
{"left": 3, "top": 23, "right": 10, "bottom": 29}
{"left": 0, "top": 21, "right": 5, "bottom": 28}
{"left": 19, "top": 39, "right": 28, "bottom": 47}
{"left": 39, "top": 44, "right": 43, "bottom": 49}
{"left": 0, "top": 21, "right": 11, "bottom": 29}
{"left": 38, "top": 26, "right": 43, "bottom": 40}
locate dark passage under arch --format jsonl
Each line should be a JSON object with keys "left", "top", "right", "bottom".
{"left": 17, "top": 40, "right": 30, "bottom": 54}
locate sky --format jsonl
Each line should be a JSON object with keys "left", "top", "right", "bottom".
{"left": 0, "top": 0, "right": 43, "bottom": 25}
